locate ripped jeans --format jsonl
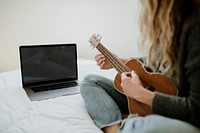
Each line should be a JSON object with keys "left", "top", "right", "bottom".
{"left": 80, "top": 74, "right": 200, "bottom": 133}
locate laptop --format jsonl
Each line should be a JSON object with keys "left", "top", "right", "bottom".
{"left": 19, "top": 43, "right": 80, "bottom": 101}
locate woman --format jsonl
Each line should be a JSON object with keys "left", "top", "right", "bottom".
{"left": 80, "top": 0, "right": 200, "bottom": 133}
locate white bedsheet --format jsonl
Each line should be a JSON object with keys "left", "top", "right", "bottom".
{"left": 0, "top": 59, "right": 117, "bottom": 133}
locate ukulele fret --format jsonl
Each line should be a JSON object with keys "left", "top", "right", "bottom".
{"left": 96, "top": 43, "right": 131, "bottom": 74}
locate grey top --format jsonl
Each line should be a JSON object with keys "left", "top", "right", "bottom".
{"left": 152, "top": 10, "right": 200, "bottom": 128}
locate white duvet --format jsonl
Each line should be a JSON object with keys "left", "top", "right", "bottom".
{"left": 0, "top": 60, "right": 116, "bottom": 133}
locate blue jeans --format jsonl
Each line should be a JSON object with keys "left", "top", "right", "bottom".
{"left": 80, "top": 74, "right": 200, "bottom": 133}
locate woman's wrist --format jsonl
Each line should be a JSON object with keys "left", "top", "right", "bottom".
{"left": 135, "top": 87, "right": 155, "bottom": 107}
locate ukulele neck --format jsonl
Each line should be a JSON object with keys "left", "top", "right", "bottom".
{"left": 96, "top": 43, "right": 131, "bottom": 74}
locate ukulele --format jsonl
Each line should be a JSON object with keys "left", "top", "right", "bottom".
{"left": 89, "top": 34, "right": 178, "bottom": 116}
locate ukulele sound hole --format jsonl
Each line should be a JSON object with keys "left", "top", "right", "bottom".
{"left": 147, "top": 86, "right": 155, "bottom": 92}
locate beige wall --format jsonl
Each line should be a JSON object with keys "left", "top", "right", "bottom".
{"left": 0, "top": 0, "right": 141, "bottom": 72}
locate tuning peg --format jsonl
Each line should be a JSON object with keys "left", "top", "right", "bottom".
{"left": 96, "top": 34, "right": 102, "bottom": 41}
{"left": 92, "top": 34, "right": 97, "bottom": 39}
{"left": 90, "top": 44, "right": 95, "bottom": 49}
{"left": 97, "top": 34, "right": 101, "bottom": 38}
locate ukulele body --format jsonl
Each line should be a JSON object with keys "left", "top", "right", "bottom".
{"left": 114, "top": 59, "right": 178, "bottom": 116}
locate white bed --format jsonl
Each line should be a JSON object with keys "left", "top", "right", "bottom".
{"left": 0, "top": 59, "right": 117, "bottom": 133}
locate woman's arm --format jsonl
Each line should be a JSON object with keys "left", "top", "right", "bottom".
{"left": 152, "top": 19, "right": 200, "bottom": 127}
{"left": 121, "top": 18, "right": 200, "bottom": 128}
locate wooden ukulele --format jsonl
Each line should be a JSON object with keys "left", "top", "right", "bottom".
{"left": 89, "top": 34, "right": 178, "bottom": 116}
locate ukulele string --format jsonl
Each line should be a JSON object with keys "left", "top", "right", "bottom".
{"left": 97, "top": 44, "right": 130, "bottom": 73}
{"left": 96, "top": 44, "right": 124, "bottom": 73}
{"left": 96, "top": 44, "right": 122, "bottom": 73}
{"left": 97, "top": 44, "right": 131, "bottom": 74}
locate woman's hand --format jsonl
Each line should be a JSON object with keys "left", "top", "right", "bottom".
{"left": 95, "top": 53, "right": 113, "bottom": 70}
{"left": 121, "top": 71, "right": 144, "bottom": 99}
{"left": 121, "top": 71, "right": 155, "bottom": 107}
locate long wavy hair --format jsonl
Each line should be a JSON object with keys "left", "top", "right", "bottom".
{"left": 139, "top": 0, "right": 198, "bottom": 76}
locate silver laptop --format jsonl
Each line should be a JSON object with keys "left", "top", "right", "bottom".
{"left": 19, "top": 44, "right": 80, "bottom": 101}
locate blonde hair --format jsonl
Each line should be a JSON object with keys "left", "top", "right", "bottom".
{"left": 139, "top": 0, "right": 186, "bottom": 76}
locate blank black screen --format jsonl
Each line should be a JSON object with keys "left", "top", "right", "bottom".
{"left": 19, "top": 44, "right": 77, "bottom": 86}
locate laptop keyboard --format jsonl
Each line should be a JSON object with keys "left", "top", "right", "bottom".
{"left": 31, "top": 82, "right": 78, "bottom": 93}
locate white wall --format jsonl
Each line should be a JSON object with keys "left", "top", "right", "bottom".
{"left": 0, "top": 0, "right": 141, "bottom": 72}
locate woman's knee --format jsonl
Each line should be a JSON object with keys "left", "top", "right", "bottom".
{"left": 81, "top": 74, "right": 96, "bottom": 85}
{"left": 80, "top": 74, "right": 95, "bottom": 93}
{"left": 80, "top": 74, "right": 103, "bottom": 96}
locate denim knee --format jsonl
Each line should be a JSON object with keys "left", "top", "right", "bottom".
{"left": 80, "top": 74, "right": 100, "bottom": 96}
{"left": 80, "top": 74, "right": 123, "bottom": 128}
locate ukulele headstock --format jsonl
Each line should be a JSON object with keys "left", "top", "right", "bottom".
{"left": 89, "top": 34, "right": 102, "bottom": 48}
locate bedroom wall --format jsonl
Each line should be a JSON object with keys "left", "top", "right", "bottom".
{"left": 0, "top": 0, "right": 141, "bottom": 72}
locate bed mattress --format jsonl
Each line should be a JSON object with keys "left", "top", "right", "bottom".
{"left": 0, "top": 59, "right": 116, "bottom": 133}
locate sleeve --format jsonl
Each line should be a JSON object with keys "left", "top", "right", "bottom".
{"left": 152, "top": 19, "right": 200, "bottom": 128}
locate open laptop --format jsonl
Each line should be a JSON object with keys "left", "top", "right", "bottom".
{"left": 19, "top": 44, "right": 80, "bottom": 101}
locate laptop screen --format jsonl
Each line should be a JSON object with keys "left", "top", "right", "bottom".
{"left": 19, "top": 44, "right": 78, "bottom": 87}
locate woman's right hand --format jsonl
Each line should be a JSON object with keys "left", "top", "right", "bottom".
{"left": 95, "top": 53, "right": 113, "bottom": 70}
